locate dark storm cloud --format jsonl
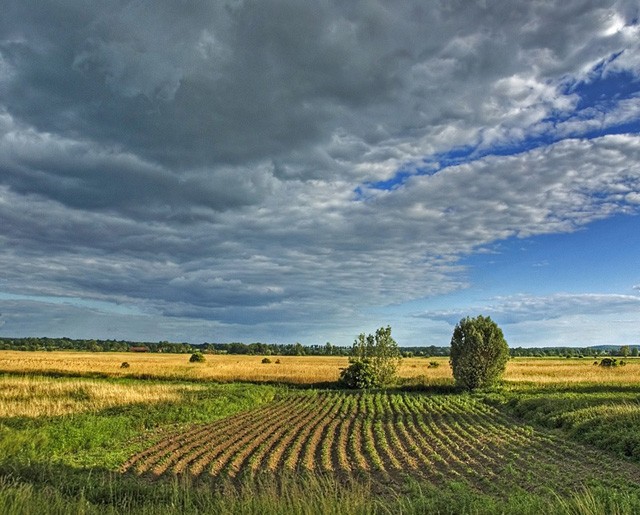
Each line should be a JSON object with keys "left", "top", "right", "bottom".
{"left": 0, "top": 119, "right": 272, "bottom": 216}
{"left": 3, "top": 0, "right": 636, "bottom": 174}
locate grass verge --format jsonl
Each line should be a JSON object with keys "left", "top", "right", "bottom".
{"left": 485, "top": 382, "right": 640, "bottom": 462}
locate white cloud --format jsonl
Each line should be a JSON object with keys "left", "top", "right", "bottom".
{"left": 0, "top": 1, "right": 639, "bottom": 343}
{"left": 418, "top": 292, "right": 640, "bottom": 325}
{"left": 413, "top": 291, "right": 640, "bottom": 346}
{"left": 1, "top": 132, "right": 638, "bottom": 342}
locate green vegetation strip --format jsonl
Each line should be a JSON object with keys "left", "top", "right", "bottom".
{"left": 488, "top": 384, "right": 640, "bottom": 462}
{"left": 0, "top": 376, "right": 277, "bottom": 471}
{"left": 124, "top": 390, "right": 640, "bottom": 499}
{"left": 3, "top": 375, "right": 640, "bottom": 513}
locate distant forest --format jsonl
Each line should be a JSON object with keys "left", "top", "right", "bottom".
{"left": 0, "top": 337, "right": 637, "bottom": 358}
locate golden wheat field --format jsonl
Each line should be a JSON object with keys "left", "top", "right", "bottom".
{"left": 0, "top": 375, "right": 206, "bottom": 418}
{"left": 0, "top": 350, "right": 638, "bottom": 385}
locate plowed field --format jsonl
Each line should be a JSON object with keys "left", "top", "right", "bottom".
{"left": 122, "top": 391, "right": 640, "bottom": 495}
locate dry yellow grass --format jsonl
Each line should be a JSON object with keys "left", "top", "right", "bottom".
{"left": 404, "top": 357, "right": 640, "bottom": 385}
{"left": 0, "top": 375, "right": 204, "bottom": 418}
{"left": 0, "top": 351, "right": 638, "bottom": 386}
{"left": 0, "top": 351, "right": 348, "bottom": 384}
{"left": 505, "top": 357, "right": 640, "bottom": 384}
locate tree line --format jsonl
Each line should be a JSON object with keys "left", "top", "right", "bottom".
{"left": 0, "top": 337, "right": 349, "bottom": 356}
{"left": 0, "top": 336, "right": 635, "bottom": 358}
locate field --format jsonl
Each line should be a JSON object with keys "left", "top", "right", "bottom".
{"left": 123, "top": 390, "right": 640, "bottom": 494}
{"left": 1, "top": 350, "right": 638, "bottom": 385}
{"left": 2, "top": 351, "right": 640, "bottom": 513}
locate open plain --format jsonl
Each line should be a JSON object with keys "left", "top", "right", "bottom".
{"left": 1, "top": 350, "right": 638, "bottom": 385}
{"left": 1, "top": 352, "right": 640, "bottom": 514}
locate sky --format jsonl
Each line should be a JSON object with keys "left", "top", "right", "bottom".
{"left": 1, "top": 0, "right": 639, "bottom": 348}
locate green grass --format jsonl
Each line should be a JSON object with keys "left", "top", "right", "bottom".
{"left": 3, "top": 375, "right": 640, "bottom": 514}
{"left": 0, "top": 378, "right": 277, "bottom": 470}
{"left": 3, "top": 472, "right": 640, "bottom": 515}
{"left": 486, "top": 383, "right": 640, "bottom": 461}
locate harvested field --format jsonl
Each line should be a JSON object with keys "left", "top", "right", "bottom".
{"left": 122, "top": 391, "right": 640, "bottom": 496}
{"left": 2, "top": 351, "right": 639, "bottom": 386}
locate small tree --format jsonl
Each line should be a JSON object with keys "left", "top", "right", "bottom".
{"left": 339, "top": 326, "right": 401, "bottom": 389}
{"left": 338, "top": 360, "right": 379, "bottom": 389}
{"left": 449, "top": 315, "right": 509, "bottom": 390}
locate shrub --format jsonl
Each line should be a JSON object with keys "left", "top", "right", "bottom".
{"left": 339, "top": 326, "right": 401, "bottom": 389}
{"left": 189, "top": 352, "right": 206, "bottom": 363}
{"left": 262, "top": 357, "right": 272, "bottom": 364}
{"left": 428, "top": 361, "right": 440, "bottom": 368}
{"left": 449, "top": 315, "right": 509, "bottom": 390}
{"left": 275, "top": 358, "right": 281, "bottom": 364}
{"left": 120, "top": 362, "right": 130, "bottom": 369}
{"left": 338, "top": 359, "right": 380, "bottom": 389}
{"left": 599, "top": 357, "right": 618, "bottom": 367}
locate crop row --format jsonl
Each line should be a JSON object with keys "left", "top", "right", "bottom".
{"left": 122, "top": 392, "right": 640, "bottom": 495}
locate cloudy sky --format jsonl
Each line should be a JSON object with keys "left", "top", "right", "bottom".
{"left": 1, "top": 0, "right": 639, "bottom": 347}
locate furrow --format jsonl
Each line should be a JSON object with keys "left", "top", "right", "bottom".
{"left": 200, "top": 399, "right": 310, "bottom": 477}
{"left": 332, "top": 396, "right": 356, "bottom": 474}
{"left": 447, "top": 408, "right": 571, "bottom": 492}
{"left": 211, "top": 396, "right": 317, "bottom": 479}
{"left": 392, "top": 415, "right": 443, "bottom": 481}
{"left": 194, "top": 398, "right": 307, "bottom": 478}
{"left": 432, "top": 399, "right": 571, "bottom": 496}
{"left": 301, "top": 393, "right": 345, "bottom": 473}
{"left": 123, "top": 414, "right": 245, "bottom": 474}
{"left": 350, "top": 414, "right": 371, "bottom": 472}
{"left": 396, "top": 395, "right": 462, "bottom": 483}
{"left": 370, "top": 418, "right": 398, "bottom": 474}
{"left": 381, "top": 417, "right": 418, "bottom": 472}
{"left": 264, "top": 396, "right": 333, "bottom": 474}
{"left": 318, "top": 407, "right": 342, "bottom": 473}
{"left": 350, "top": 393, "right": 371, "bottom": 472}
{"left": 283, "top": 394, "right": 337, "bottom": 472}
{"left": 460, "top": 405, "right": 625, "bottom": 488}
{"left": 170, "top": 399, "right": 286, "bottom": 476}
{"left": 126, "top": 397, "right": 295, "bottom": 475}
{"left": 455, "top": 402, "right": 640, "bottom": 493}
{"left": 372, "top": 394, "right": 405, "bottom": 472}
{"left": 418, "top": 406, "right": 503, "bottom": 494}
{"left": 401, "top": 395, "right": 485, "bottom": 487}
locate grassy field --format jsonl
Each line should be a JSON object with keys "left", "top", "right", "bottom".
{"left": 1, "top": 353, "right": 640, "bottom": 513}
{"left": 1, "top": 350, "right": 638, "bottom": 385}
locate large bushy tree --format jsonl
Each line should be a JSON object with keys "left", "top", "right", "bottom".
{"left": 339, "top": 326, "right": 401, "bottom": 388}
{"left": 449, "top": 315, "right": 509, "bottom": 390}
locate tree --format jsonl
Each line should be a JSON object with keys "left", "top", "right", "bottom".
{"left": 338, "top": 360, "right": 378, "bottom": 389}
{"left": 449, "top": 315, "right": 509, "bottom": 390}
{"left": 339, "top": 326, "right": 401, "bottom": 389}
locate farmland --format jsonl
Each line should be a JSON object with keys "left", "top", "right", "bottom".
{"left": 1, "top": 352, "right": 640, "bottom": 513}
{"left": 1, "top": 350, "right": 639, "bottom": 385}
{"left": 123, "top": 390, "right": 640, "bottom": 494}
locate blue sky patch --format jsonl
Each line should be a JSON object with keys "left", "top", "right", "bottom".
{"left": 366, "top": 60, "right": 640, "bottom": 193}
